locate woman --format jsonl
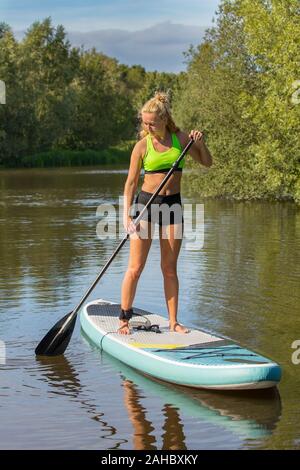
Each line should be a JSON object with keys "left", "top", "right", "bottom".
{"left": 119, "top": 92, "right": 212, "bottom": 335}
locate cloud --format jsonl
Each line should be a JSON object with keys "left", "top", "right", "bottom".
{"left": 14, "top": 21, "right": 207, "bottom": 72}
{"left": 4, "top": 0, "right": 220, "bottom": 31}
{"left": 67, "top": 22, "right": 207, "bottom": 72}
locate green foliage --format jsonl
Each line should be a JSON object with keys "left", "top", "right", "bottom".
{"left": 133, "top": 71, "right": 180, "bottom": 110}
{"left": 174, "top": 0, "right": 300, "bottom": 203}
{"left": 0, "top": 18, "right": 80, "bottom": 164}
{"left": 0, "top": 18, "right": 137, "bottom": 165}
{"left": 0, "top": 7, "right": 299, "bottom": 203}
{"left": 19, "top": 141, "right": 134, "bottom": 168}
{"left": 61, "top": 50, "right": 136, "bottom": 150}
{"left": 237, "top": 0, "right": 300, "bottom": 201}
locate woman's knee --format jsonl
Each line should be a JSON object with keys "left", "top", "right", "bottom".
{"left": 161, "top": 263, "right": 178, "bottom": 279}
{"left": 126, "top": 264, "right": 145, "bottom": 281}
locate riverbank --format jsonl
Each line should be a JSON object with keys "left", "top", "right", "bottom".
{"left": 2, "top": 141, "right": 135, "bottom": 169}
{"left": 0, "top": 158, "right": 298, "bottom": 204}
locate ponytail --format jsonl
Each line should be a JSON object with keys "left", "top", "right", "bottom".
{"left": 139, "top": 91, "right": 179, "bottom": 138}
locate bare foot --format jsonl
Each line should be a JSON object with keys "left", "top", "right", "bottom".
{"left": 118, "top": 320, "right": 130, "bottom": 335}
{"left": 170, "top": 322, "right": 190, "bottom": 334}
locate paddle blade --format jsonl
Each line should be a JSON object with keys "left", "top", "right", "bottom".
{"left": 35, "top": 311, "right": 77, "bottom": 356}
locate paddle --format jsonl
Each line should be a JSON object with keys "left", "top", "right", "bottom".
{"left": 35, "top": 137, "right": 195, "bottom": 356}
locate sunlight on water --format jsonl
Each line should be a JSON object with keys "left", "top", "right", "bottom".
{"left": 0, "top": 167, "right": 299, "bottom": 449}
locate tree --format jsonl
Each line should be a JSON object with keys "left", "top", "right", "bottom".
{"left": 174, "top": 0, "right": 261, "bottom": 199}
{"left": 0, "top": 25, "right": 21, "bottom": 164}
{"left": 237, "top": 0, "right": 300, "bottom": 201}
{"left": 174, "top": 0, "right": 300, "bottom": 202}
{"left": 18, "top": 18, "right": 80, "bottom": 154}
{"left": 63, "top": 49, "right": 136, "bottom": 149}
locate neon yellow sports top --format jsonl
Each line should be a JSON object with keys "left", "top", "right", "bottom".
{"left": 142, "top": 133, "right": 184, "bottom": 173}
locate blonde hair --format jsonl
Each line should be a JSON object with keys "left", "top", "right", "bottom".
{"left": 139, "top": 91, "right": 179, "bottom": 138}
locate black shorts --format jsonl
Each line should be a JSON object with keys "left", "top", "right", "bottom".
{"left": 133, "top": 190, "right": 184, "bottom": 226}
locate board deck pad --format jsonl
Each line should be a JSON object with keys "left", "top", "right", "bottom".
{"left": 86, "top": 301, "right": 224, "bottom": 350}
{"left": 80, "top": 300, "right": 282, "bottom": 390}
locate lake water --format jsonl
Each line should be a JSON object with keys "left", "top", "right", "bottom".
{"left": 0, "top": 166, "right": 299, "bottom": 450}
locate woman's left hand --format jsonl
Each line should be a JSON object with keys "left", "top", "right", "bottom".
{"left": 189, "top": 130, "right": 204, "bottom": 143}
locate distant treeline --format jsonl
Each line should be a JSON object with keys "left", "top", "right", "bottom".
{"left": 0, "top": 16, "right": 179, "bottom": 167}
{"left": 0, "top": 0, "right": 299, "bottom": 202}
{"left": 20, "top": 141, "right": 136, "bottom": 168}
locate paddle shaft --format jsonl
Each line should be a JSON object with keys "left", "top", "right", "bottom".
{"left": 69, "top": 138, "right": 194, "bottom": 321}
{"left": 35, "top": 137, "right": 194, "bottom": 355}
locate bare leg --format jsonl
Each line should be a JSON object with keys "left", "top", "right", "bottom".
{"left": 119, "top": 221, "right": 153, "bottom": 334}
{"left": 160, "top": 223, "right": 188, "bottom": 333}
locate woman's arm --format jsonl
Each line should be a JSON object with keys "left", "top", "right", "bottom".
{"left": 123, "top": 140, "right": 144, "bottom": 230}
{"left": 179, "top": 130, "right": 213, "bottom": 167}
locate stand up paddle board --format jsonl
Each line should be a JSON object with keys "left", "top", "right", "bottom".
{"left": 80, "top": 299, "right": 281, "bottom": 391}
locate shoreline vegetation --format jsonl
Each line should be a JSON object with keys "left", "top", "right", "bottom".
{"left": 0, "top": 1, "right": 299, "bottom": 203}
{"left": 13, "top": 140, "right": 135, "bottom": 168}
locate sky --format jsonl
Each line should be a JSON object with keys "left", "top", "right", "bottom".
{"left": 0, "top": 0, "right": 221, "bottom": 72}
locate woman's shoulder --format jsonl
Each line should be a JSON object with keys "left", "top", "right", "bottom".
{"left": 133, "top": 136, "right": 147, "bottom": 158}
{"left": 175, "top": 130, "right": 189, "bottom": 148}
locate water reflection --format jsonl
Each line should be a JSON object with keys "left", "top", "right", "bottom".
{"left": 36, "top": 355, "right": 127, "bottom": 449}
{"left": 100, "top": 348, "right": 281, "bottom": 448}
{"left": 36, "top": 334, "right": 281, "bottom": 450}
